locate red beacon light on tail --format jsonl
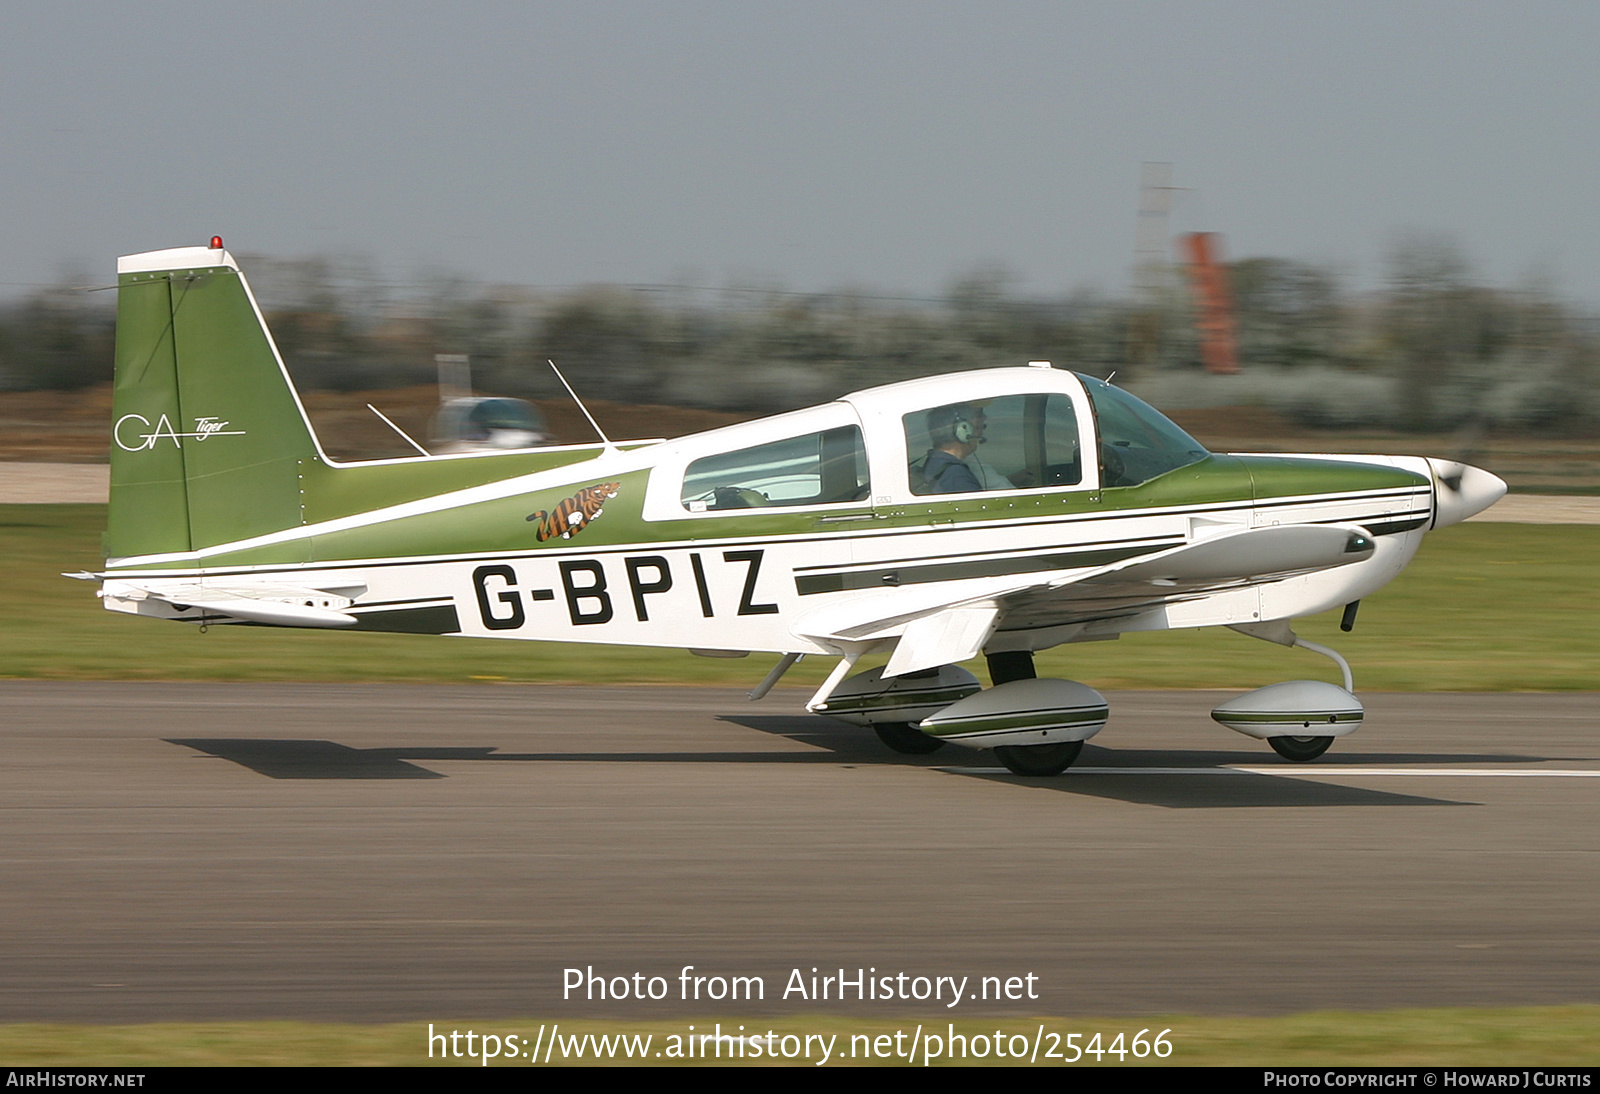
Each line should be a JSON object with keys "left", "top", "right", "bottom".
{"left": 209, "top": 236, "right": 224, "bottom": 250}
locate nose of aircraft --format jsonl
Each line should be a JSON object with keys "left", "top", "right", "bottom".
{"left": 1426, "top": 458, "right": 1508, "bottom": 528}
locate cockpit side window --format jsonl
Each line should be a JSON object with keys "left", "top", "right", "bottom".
{"left": 1083, "top": 377, "right": 1210, "bottom": 487}
{"left": 904, "top": 394, "right": 1082, "bottom": 495}
{"left": 681, "top": 425, "right": 869, "bottom": 511}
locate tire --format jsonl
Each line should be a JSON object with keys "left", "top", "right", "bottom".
{"left": 993, "top": 740, "right": 1083, "bottom": 776}
{"left": 1268, "top": 735, "right": 1335, "bottom": 762}
{"left": 873, "top": 722, "right": 947, "bottom": 755}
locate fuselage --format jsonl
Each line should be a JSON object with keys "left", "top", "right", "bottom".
{"left": 101, "top": 363, "right": 1485, "bottom": 660}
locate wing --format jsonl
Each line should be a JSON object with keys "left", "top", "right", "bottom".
{"left": 791, "top": 523, "right": 1375, "bottom": 676}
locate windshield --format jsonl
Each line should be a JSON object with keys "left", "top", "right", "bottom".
{"left": 1080, "top": 376, "right": 1210, "bottom": 487}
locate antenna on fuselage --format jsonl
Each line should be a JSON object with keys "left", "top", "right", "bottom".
{"left": 547, "top": 358, "right": 616, "bottom": 452}
{"left": 366, "top": 403, "right": 431, "bottom": 456}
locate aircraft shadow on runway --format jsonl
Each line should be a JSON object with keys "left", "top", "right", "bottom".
{"left": 945, "top": 751, "right": 1469, "bottom": 808}
{"left": 728, "top": 717, "right": 1478, "bottom": 808}
{"left": 165, "top": 729, "right": 858, "bottom": 780}
{"left": 167, "top": 713, "right": 1522, "bottom": 807}
{"left": 168, "top": 738, "right": 477, "bottom": 779}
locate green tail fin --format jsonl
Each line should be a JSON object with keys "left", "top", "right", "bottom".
{"left": 108, "top": 244, "right": 320, "bottom": 560}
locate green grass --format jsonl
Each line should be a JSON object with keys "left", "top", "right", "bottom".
{"left": 5, "top": 505, "right": 1596, "bottom": 690}
{"left": 0, "top": 1007, "right": 1595, "bottom": 1066}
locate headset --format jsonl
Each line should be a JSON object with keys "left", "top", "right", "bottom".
{"left": 928, "top": 403, "right": 979, "bottom": 447}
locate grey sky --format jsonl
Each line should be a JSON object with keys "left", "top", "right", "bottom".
{"left": 5, "top": 1, "right": 1598, "bottom": 303}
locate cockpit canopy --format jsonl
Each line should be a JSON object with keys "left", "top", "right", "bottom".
{"left": 651, "top": 367, "right": 1212, "bottom": 519}
{"left": 892, "top": 372, "right": 1208, "bottom": 497}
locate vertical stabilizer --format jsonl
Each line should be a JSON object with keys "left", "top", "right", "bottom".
{"left": 108, "top": 244, "right": 319, "bottom": 560}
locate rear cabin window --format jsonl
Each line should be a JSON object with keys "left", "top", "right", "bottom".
{"left": 905, "top": 394, "right": 1083, "bottom": 495}
{"left": 681, "top": 426, "right": 870, "bottom": 511}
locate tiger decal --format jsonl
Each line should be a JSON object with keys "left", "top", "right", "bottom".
{"left": 525, "top": 482, "right": 621, "bottom": 542}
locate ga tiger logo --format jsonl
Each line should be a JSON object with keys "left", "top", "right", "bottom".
{"left": 526, "top": 482, "right": 621, "bottom": 542}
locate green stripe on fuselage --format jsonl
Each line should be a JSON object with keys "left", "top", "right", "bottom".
{"left": 107, "top": 441, "right": 1430, "bottom": 573}
{"left": 294, "top": 445, "right": 657, "bottom": 527}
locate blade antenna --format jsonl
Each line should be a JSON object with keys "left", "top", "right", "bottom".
{"left": 366, "top": 404, "right": 431, "bottom": 457}
{"left": 547, "top": 358, "right": 615, "bottom": 451}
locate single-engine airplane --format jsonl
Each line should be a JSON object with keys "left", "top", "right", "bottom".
{"left": 79, "top": 242, "right": 1506, "bottom": 775}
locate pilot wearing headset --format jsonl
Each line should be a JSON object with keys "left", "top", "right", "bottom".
{"left": 922, "top": 403, "right": 986, "bottom": 493}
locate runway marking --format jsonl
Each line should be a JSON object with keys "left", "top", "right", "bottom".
{"left": 1230, "top": 767, "right": 1600, "bottom": 778}
{"left": 943, "top": 766, "right": 1600, "bottom": 777}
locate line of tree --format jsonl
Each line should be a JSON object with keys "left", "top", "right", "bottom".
{"left": 1, "top": 237, "right": 1593, "bottom": 431}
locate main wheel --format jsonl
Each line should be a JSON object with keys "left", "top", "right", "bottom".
{"left": 873, "top": 722, "right": 947, "bottom": 755}
{"left": 993, "top": 740, "right": 1083, "bottom": 776}
{"left": 1268, "top": 735, "right": 1335, "bottom": 762}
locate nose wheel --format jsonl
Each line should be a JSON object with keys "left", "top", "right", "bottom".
{"left": 1223, "top": 623, "right": 1362, "bottom": 763}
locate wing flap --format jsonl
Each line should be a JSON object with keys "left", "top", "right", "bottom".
{"left": 882, "top": 604, "right": 1000, "bottom": 677}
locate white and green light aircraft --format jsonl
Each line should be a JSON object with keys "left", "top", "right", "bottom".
{"left": 82, "top": 241, "right": 1506, "bottom": 775}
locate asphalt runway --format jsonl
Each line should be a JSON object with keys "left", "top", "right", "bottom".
{"left": 2, "top": 682, "right": 1597, "bottom": 1023}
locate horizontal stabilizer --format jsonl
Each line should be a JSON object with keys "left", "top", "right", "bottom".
{"left": 101, "top": 579, "right": 359, "bottom": 628}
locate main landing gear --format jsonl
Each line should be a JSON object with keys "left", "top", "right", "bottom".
{"left": 984, "top": 651, "right": 1086, "bottom": 777}
{"left": 803, "top": 650, "right": 1104, "bottom": 775}
{"left": 993, "top": 740, "right": 1084, "bottom": 776}
{"left": 872, "top": 722, "right": 947, "bottom": 755}
{"left": 1267, "top": 735, "right": 1336, "bottom": 762}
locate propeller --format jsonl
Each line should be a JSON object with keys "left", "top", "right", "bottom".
{"left": 1426, "top": 457, "right": 1507, "bottom": 528}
